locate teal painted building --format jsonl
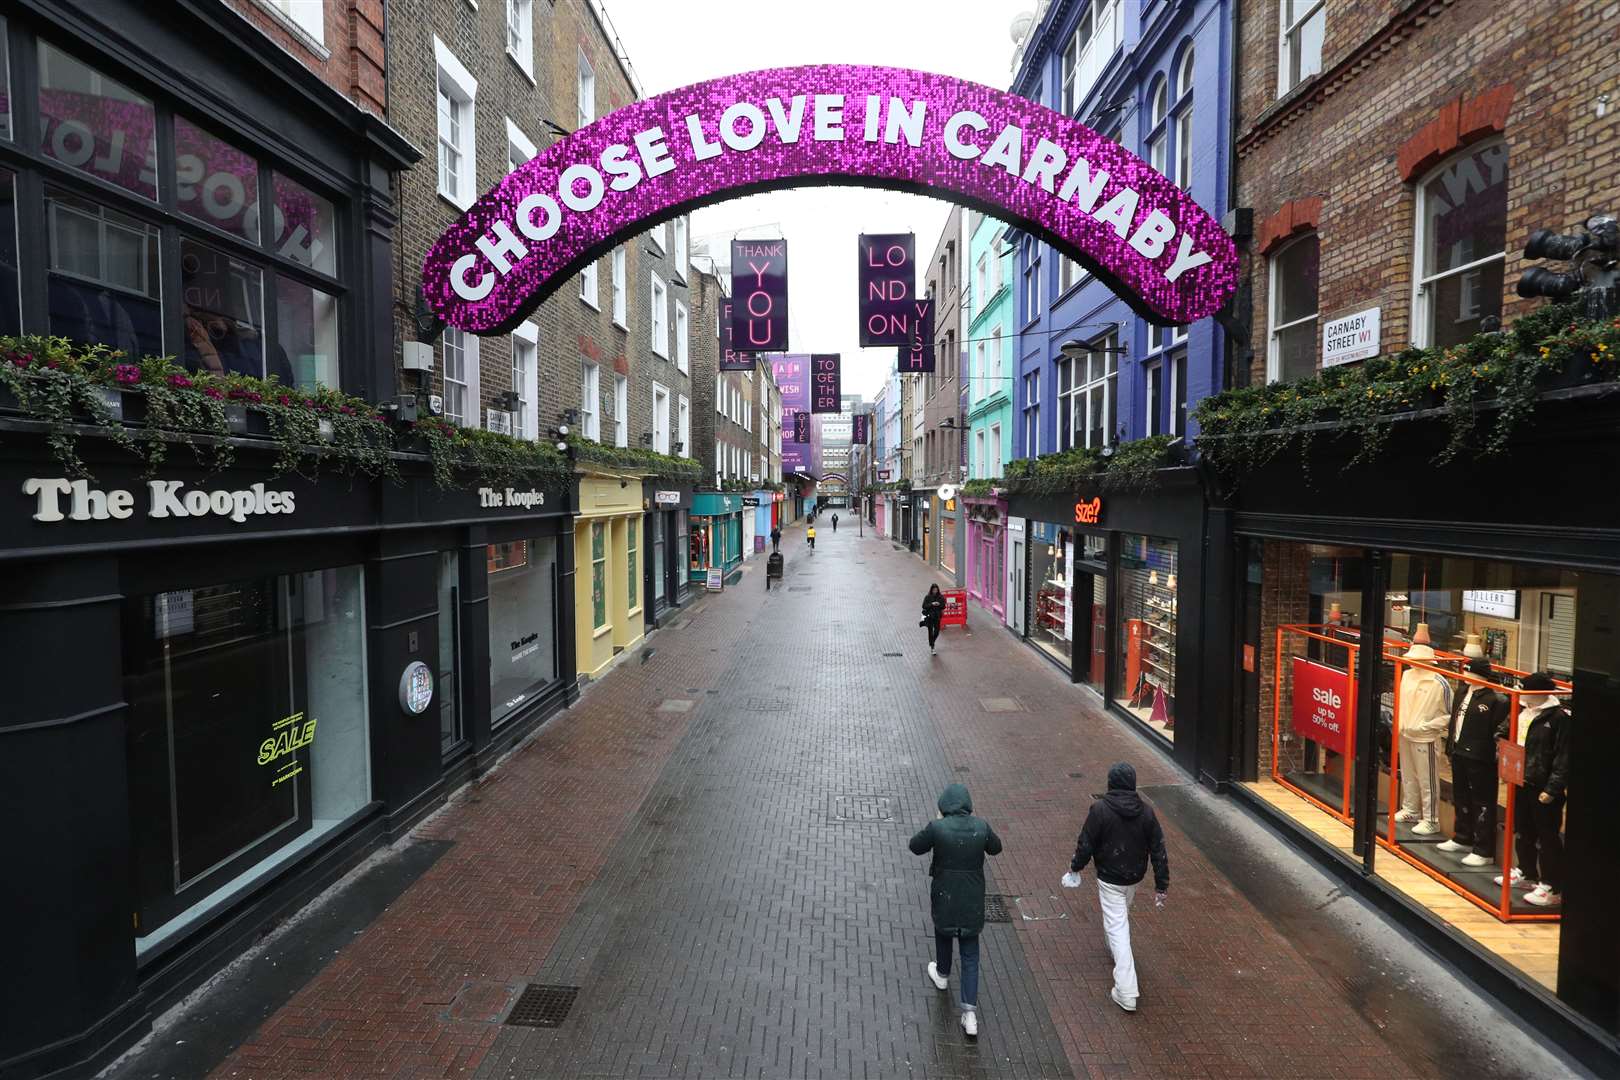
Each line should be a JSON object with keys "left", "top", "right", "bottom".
{"left": 966, "top": 211, "right": 1014, "bottom": 483}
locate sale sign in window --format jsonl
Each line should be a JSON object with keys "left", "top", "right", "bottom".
{"left": 1291, "top": 656, "right": 1350, "bottom": 756}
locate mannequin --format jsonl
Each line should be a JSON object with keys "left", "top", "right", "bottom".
{"left": 1436, "top": 658, "right": 1511, "bottom": 866}
{"left": 1513, "top": 672, "right": 1571, "bottom": 907}
{"left": 1394, "top": 642, "right": 1453, "bottom": 834}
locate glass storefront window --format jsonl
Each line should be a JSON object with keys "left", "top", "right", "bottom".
{"left": 273, "top": 172, "right": 336, "bottom": 275}
{"left": 626, "top": 518, "right": 638, "bottom": 611}
{"left": 38, "top": 41, "right": 158, "bottom": 200}
{"left": 689, "top": 516, "right": 709, "bottom": 573}
{"left": 0, "top": 169, "right": 18, "bottom": 336}
{"left": 1028, "top": 521, "right": 1072, "bottom": 668}
{"left": 652, "top": 514, "right": 666, "bottom": 603}
{"left": 46, "top": 186, "right": 162, "bottom": 357}
{"left": 275, "top": 275, "right": 340, "bottom": 389}
{"left": 181, "top": 237, "right": 267, "bottom": 377}
{"left": 1115, "top": 534, "right": 1179, "bottom": 741}
{"left": 941, "top": 515, "right": 957, "bottom": 575}
{"left": 590, "top": 523, "right": 607, "bottom": 629}
{"left": 0, "top": 18, "right": 10, "bottom": 142}
{"left": 174, "top": 117, "right": 259, "bottom": 242}
{"left": 438, "top": 551, "right": 460, "bottom": 753}
{"left": 488, "top": 538, "right": 557, "bottom": 724}
{"left": 124, "top": 567, "right": 369, "bottom": 939}
{"left": 676, "top": 511, "right": 690, "bottom": 597}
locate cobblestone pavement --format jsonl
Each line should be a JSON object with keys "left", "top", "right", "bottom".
{"left": 112, "top": 521, "right": 1574, "bottom": 1079}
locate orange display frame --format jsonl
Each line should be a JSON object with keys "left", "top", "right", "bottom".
{"left": 1269, "top": 623, "right": 1572, "bottom": 924}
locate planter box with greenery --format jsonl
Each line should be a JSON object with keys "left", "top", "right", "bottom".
{"left": 1001, "top": 434, "right": 1184, "bottom": 496}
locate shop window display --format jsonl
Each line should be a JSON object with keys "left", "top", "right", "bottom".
{"left": 1115, "top": 534, "right": 1178, "bottom": 740}
{"left": 1028, "top": 521, "right": 1072, "bottom": 668}
{"left": 488, "top": 538, "right": 558, "bottom": 725}
{"left": 1245, "top": 539, "right": 1591, "bottom": 996}
{"left": 123, "top": 566, "right": 369, "bottom": 942}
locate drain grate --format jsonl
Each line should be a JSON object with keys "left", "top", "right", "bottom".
{"left": 746, "top": 697, "right": 790, "bottom": 712}
{"left": 984, "top": 894, "right": 1015, "bottom": 923}
{"left": 505, "top": 984, "right": 580, "bottom": 1028}
{"left": 788, "top": 586, "right": 812, "bottom": 592}
{"left": 882, "top": 651, "right": 903, "bottom": 658}
{"left": 831, "top": 794, "right": 895, "bottom": 822}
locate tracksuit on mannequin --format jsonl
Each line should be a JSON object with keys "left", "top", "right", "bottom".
{"left": 1395, "top": 643, "right": 1453, "bottom": 834}
{"left": 1514, "top": 672, "right": 1572, "bottom": 907}
{"left": 1438, "top": 657, "right": 1511, "bottom": 864}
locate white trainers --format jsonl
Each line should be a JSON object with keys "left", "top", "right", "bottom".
{"left": 1394, "top": 809, "right": 1420, "bottom": 824}
{"left": 1460, "top": 853, "right": 1491, "bottom": 867}
{"left": 926, "top": 962, "right": 949, "bottom": 991}
{"left": 960, "top": 1009, "right": 978, "bottom": 1038}
{"left": 1410, "top": 820, "right": 1440, "bottom": 835}
{"left": 1525, "top": 885, "right": 1562, "bottom": 908}
{"left": 1494, "top": 867, "right": 1533, "bottom": 888}
{"left": 1110, "top": 987, "right": 1137, "bottom": 1013}
{"left": 1436, "top": 839, "right": 1468, "bottom": 853}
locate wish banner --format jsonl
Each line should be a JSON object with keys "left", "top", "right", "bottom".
{"left": 857, "top": 233, "right": 916, "bottom": 346}
{"left": 898, "top": 299, "right": 935, "bottom": 373}
{"left": 793, "top": 410, "right": 811, "bottom": 444}
{"left": 719, "top": 301, "right": 754, "bottom": 371}
{"left": 811, "top": 354, "right": 841, "bottom": 413}
{"left": 730, "top": 238, "right": 788, "bottom": 351}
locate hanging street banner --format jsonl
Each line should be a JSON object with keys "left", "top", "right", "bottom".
{"left": 899, "top": 299, "right": 935, "bottom": 373}
{"left": 730, "top": 238, "right": 789, "bottom": 351}
{"left": 811, "top": 354, "right": 841, "bottom": 413}
{"left": 719, "top": 300, "right": 754, "bottom": 370}
{"left": 852, "top": 414, "right": 868, "bottom": 444}
{"left": 771, "top": 354, "right": 813, "bottom": 473}
{"left": 793, "top": 410, "right": 811, "bottom": 443}
{"left": 420, "top": 66, "right": 1239, "bottom": 335}
{"left": 858, "top": 233, "right": 916, "bottom": 345}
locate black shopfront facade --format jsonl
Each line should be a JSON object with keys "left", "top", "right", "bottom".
{"left": 642, "top": 480, "right": 692, "bottom": 628}
{"left": 1221, "top": 398, "right": 1620, "bottom": 1072}
{"left": 1004, "top": 468, "right": 1233, "bottom": 784}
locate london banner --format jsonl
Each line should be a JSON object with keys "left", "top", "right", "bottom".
{"left": 857, "top": 233, "right": 916, "bottom": 346}
{"left": 811, "top": 354, "right": 841, "bottom": 413}
{"left": 731, "top": 238, "right": 788, "bottom": 351}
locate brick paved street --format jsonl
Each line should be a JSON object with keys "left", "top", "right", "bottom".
{"left": 109, "top": 522, "right": 1574, "bottom": 1080}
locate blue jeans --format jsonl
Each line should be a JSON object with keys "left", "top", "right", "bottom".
{"left": 936, "top": 933, "right": 980, "bottom": 1007}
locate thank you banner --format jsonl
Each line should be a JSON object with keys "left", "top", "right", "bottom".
{"left": 731, "top": 238, "right": 788, "bottom": 351}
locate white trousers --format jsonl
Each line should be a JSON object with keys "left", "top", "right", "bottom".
{"left": 1098, "top": 879, "right": 1138, "bottom": 1005}
{"left": 1399, "top": 737, "right": 1440, "bottom": 824}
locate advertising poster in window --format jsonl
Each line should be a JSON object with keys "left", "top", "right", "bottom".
{"left": 898, "top": 299, "right": 935, "bottom": 372}
{"left": 857, "top": 232, "right": 915, "bottom": 346}
{"left": 811, "top": 354, "right": 841, "bottom": 413}
{"left": 1290, "top": 657, "right": 1349, "bottom": 755}
{"left": 730, "top": 238, "right": 788, "bottom": 351}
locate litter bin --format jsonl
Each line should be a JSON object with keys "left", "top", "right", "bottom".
{"left": 766, "top": 551, "right": 784, "bottom": 589}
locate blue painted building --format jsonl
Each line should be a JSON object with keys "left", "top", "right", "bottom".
{"left": 1009, "top": 0, "right": 1231, "bottom": 461}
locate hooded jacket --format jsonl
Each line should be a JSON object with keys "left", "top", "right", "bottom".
{"left": 1069, "top": 764, "right": 1170, "bottom": 891}
{"left": 1397, "top": 668, "right": 1453, "bottom": 743}
{"left": 1446, "top": 681, "right": 1512, "bottom": 761}
{"left": 1521, "top": 699, "right": 1572, "bottom": 798}
{"left": 921, "top": 590, "right": 946, "bottom": 625}
{"left": 908, "top": 783, "right": 1003, "bottom": 936}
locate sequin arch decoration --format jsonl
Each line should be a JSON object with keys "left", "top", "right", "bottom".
{"left": 422, "top": 65, "right": 1239, "bottom": 334}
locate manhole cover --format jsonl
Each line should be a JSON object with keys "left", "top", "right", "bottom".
{"left": 505, "top": 984, "right": 580, "bottom": 1028}
{"left": 979, "top": 697, "right": 1023, "bottom": 713}
{"left": 656, "top": 699, "right": 694, "bottom": 713}
{"left": 1067, "top": 771, "right": 1084, "bottom": 778}
{"left": 746, "top": 698, "right": 790, "bottom": 712}
{"left": 832, "top": 794, "right": 895, "bottom": 822}
{"left": 788, "top": 586, "right": 812, "bottom": 592}
{"left": 984, "top": 894, "right": 1015, "bottom": 923}
{"left": 954, "top": 765, "right": 970, "bottom": 773}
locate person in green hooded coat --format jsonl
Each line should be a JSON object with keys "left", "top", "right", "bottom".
{"left": 908, "top": 783, "right": 1003, "bottom": 1038}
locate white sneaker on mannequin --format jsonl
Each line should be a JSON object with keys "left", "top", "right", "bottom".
{"left": 1460, "top": 853, "right": 1490, "bottom": 867}
{"left": 1411, "top": 820, "right": 1440, "bottom": 835}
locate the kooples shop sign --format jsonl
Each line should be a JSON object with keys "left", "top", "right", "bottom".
{"left": 25, "top": 478, "right": 296, "bottom": 523}
{"left": 423, "top": 66, "right": 1238, "bottom": 334}
{"left": 478, "top": 486, "right": 547, "bottom": 510}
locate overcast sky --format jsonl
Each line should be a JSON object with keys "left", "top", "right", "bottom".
{"left": 600, "top": 0, "right": 1031, "bottom": 400}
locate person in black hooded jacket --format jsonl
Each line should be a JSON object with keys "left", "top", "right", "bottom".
{"left": 910, "top": 783, "right": 1002, "bottom": 1039}
{"left": 1062, "top": 762, "right": 1169, "bottom": 1013}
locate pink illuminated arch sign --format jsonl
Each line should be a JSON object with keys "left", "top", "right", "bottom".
{"left": 422, "top": 65, "right": 1239, "bottom": 334}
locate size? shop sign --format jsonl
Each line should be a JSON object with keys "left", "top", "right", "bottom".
{"left": 1073, "top": 496, "right": 1103, "bottom": 524}
{"left": 25, "top": 478, "right": 295, "bottom": 523}
{"left": 1323, "top": 306, "right": 1381, "bottom": 367}
{"left": 1290, "top": 657, "right": 1350, "bottom": 756}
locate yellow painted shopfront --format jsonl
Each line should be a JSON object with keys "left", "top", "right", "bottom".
{"left": 573, "top": 471, "right": 648, "bottom": 679}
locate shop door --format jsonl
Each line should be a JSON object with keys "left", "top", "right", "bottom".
{"left": 1010, "top": 538, "right": 1026, "bottom": 634}
{"left": 1539, "top": 593, "right": 1576, "bottom": 676}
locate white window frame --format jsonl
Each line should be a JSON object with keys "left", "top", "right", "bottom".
{"left": 611, "top": 247, "right": 627, "bottom": 327}
{"left": 1023, "top": 255, "right": 1040, "bottom": 324}
{"left": 674, "top": 300, "right": 689, "bottom": 373}
{"left": 1278, "top": 0, "right": 1325, "bottom": 96}
{"left": 265, "top": 0, "right": 326, "bottom": 49}
{"left": 1411, "top": 141, "right": 1509, "bottom": 348}
{"left": 1169, "top": 349, "right": 1188, "bottom": 439}
{"left": 442, "top": 326, "right": 476, "bottom": 427}
{"left": 612, "top": 373, "right": 628, "bottom": 447}
{"left": 579, "top": 360, "right": 600, "bottom": 441}
{"left": 648, "top": 222, "right": 667, "bottom": 252}
{"left": 1173, "top": 48, "right": 1195, "bottom": 191}
{"left": 576, "top": 47, "right": 595, "bottom": 128}
{"left": 1058, "top": 254, "right": 1082, "bottom": 294}
{"left": 988, "top": 422, "right": 1002, "bottom": 479}
{"left": 511, "top": 321, "right": 538, "bottom": 439}
{"left": 1146, "top": 78, "right": 1168, "bottom": 176}
{"left": 434, "top": 38, "right": 477, "bottom": 212}
{"left": 1023, "top": 371, "right": 1040, "bottom": 457}
{"left": 505, "top": 117, "right": 536, "bottom": 174}
{"left": 1058, "top": 335, "right": 1118, "bottom": 450}
{"left": 678, "top": 395, "right": 690, "bottom": 456}
{"left": 580, "top": 258, "right": 598, "bottom": 309}
{"left": 1145, "top": 358, "right": 1165, "bottom": 436}
{"left": 974, "top": 429, "right": 986, "bottom": 479}
{"left": 1059, "top": 0, "right": 1123, "bottom": 116}
{"left": 673, "top": 218, "right": 688, "bottom": 280}
{"left": 650, "top": 272, "right": 668, "bottom": 357}
{"left": 652, "top": 382, "right": 671, "bottom": 454}
{"left": 1267, "top": 232, "right": 1320, "bottom": 382}
{"left": 504, "top": 0, "right": 533, "bottom": 81}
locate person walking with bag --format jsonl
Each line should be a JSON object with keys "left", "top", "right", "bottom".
{"left": 1061, "top": 763, "right": 1169, "bottom": 1013}
{"left": 770, "top": 525, "right": 781, "bottom": 552}
{"left": 832, "top": 512, "right": 839, "bottom": 533}
{"left": 921, "top": 584, "right": 946, "bottom": 655}
{"left": 909, "top": 783, "right": 1002, "bottom": 1039}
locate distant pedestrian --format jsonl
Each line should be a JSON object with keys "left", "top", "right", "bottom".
{"left": 920, "top": 584, "right": 946, "bottom": 654}
{"left": 807, "top": 524, "right": 816, "bottom": 549}
{"left": 1061, "top": 762, "right": 1169, "bottom": 1013}
{"left": 770, "top": 526, "right": 782, "bottom": 552}
{"left": 832, "top": 513, "right": 839, "bottom": 532}
{"left": 909, "top": 783, "right": 1002, "bottom": 1040}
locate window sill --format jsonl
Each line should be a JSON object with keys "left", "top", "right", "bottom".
{"left": 652, "top": 348, "right": 669, "bottom": 360}
{"left": 247, "top": 0, "right": 331, "bottom": 60}
{"left": 506, "top": 50, "right": 536, "bottom": 85}
{"left": 593, "top": 623, "right": 613, "bottom": 640}
{"left": 579, "top": 297, "right": 601, "bottom": 312}
{"left": 438, "top": 188, "right": 475, "bottom": 214}
{"left": 612, "top": 317, "right": 629, "bottom": 331}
